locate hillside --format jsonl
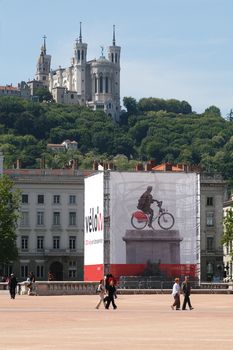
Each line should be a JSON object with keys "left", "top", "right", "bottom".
{"left": 0, "top": 96, "right": 233, "bottom": 184}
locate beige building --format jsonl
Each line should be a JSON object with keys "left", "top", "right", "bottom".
{"left": 200, "top": 173, "right": 227, "bottom": 281}
{"left": 5, "top": 168, "right": 87, "bottom": 281}
{"left": 223, "top": 195, "right": 233, "bottom": 281}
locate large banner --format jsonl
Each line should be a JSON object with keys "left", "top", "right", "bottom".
{"left": 84, "top": 172, "right": 104, "bottom": 281}
{"left": 109, "top": 172, "right": 200, "bottom": 279}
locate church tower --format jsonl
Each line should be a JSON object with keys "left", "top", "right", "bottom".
{"left": 108, "top": 25, "right": 121, "bottom": 120}
{"left": 72, "top": 22, "right": 87, "bottom": 105}
{"left": 35, "top": 36, "right": 51, "bottom": 89}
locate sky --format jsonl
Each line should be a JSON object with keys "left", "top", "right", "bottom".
{"left": 0, "top": 0, "right": 233, "bottom": 116}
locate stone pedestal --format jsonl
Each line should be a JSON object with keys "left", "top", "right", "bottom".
{"left": 122, "top": 229, "right": 182, "bottom": 264}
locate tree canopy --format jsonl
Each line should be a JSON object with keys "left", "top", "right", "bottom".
{"left": 0, "top": 174, "right": 20, "bottom": 266}
{"left": 0, "top": 96, "right": 233, "bottom": 185}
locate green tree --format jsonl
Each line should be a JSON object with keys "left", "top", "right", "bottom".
{"left": 34, "top": 87, "right": 53, "bottom": 102}
{"left": 0, "top": 175, "right": 20, "bottom": 271}
{"left": 123, "top": 97, "right": 138, "bottom": 115}
{"left": 222, "top": 206, "right": 233, "bottom": 259}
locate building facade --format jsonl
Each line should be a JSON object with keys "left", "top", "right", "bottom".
{"left": 31, "top": 25, "right": 121, "bottom": 121}
{"left": 5, "top": 169, "right": 86, "bottom": 281}
{"left": 200, "top": 173, "right": 227, "bottom": 281}
{"left": 223, "top": 195, "right": 233, "bottom": 281}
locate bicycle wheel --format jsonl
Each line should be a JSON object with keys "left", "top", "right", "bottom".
{"left": 158, "top": 212, "right": 174, "bottom": 230}
{"left": 131, "top": 214, "right": 147, "bottom": 230}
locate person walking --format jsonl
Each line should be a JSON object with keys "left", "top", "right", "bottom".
{"left": 8, "top": 273, "right": 18, "bottom": 299}
{"left": 105, "top": 279, "right": 117, "bottom": 310}
{"left": 181, "top": 276, "right": 194, "bottom": 310}
{"left": 171, "top": 277, "right": 180, "bottom": 310}
{"left": 95, "top": 279, "right": 105, "bottom": 309}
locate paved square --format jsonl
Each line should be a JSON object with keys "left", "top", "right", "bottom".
{"left": 0, "top": 293, "right": 233, "bottom": 350}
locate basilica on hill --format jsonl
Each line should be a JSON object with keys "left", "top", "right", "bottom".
{"left": 28, "top": 24, "right": 121, "bottom": 121}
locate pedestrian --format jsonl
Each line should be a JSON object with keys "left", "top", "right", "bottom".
{"left": 8, "top": 273, "right": 18, "bottom": 299}
{"left": 181, "top": 276, "right": 194, "bottom": 310}
{"left": 171, "top": 277, "right": 180, "bottom": 310}
{"left": 105, "top": 279, "right": 117, "bottom": 310}
{"left": 95, "top": 279, "right": 105, "bottom": 309}
{"left": 27, "top": 272, "right": 36, "bottom": 295}
{"left": 48, "top": 271, "right": 54, "bottom": 281}
{"left": 104, "top": 274, "right": 117, "bottom": 303}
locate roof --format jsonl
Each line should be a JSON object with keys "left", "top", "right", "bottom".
{"left": 152, "top": 164, "right": 183, "bottom": 172}
{"left": 0, "top": 85, "right": 18, "bottom": 91}
{"left": 47, "top": 144, "right": 65, "bottom": 148}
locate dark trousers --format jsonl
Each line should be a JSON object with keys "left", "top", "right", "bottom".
{"left": 105, "top": 294, "right": 117, "bottom": 309}
{"left": 9, "top": 287, "right": 16, "bottom": 299}
{"left": 172, "top": 294, "right": 180, "bottom": 309}
{"left": 182, "top": 294, "right": 192, "bottom": 310}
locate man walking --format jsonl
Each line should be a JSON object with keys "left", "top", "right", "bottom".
{"left": 8, "top": 273, "right": 18, "bottom": 299}
{"left": 181, "top": 276, "right": 194, "bottom": 310}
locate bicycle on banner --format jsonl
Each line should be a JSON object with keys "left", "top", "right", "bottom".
{"left": 131, "top": 200, "right": 175, "bottom": 230}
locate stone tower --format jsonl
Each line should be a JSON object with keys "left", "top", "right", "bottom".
{"left": 35, "top": 36, "right": 51, "bottom": 89}
{"left": 72, "top": 22, "right": 87, "bottom": 105}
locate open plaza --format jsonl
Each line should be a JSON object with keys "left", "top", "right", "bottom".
{"left": 0, "top": 293, "right": 233, "bottom": 350}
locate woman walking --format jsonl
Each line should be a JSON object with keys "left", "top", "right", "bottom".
{"left": 171, "top": 277, "right": 180, "bottom": 310}
{"left": 95, "top": 279, "right": 105, "bottom": 309}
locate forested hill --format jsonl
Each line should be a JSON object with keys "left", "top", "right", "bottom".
{"left": 0, "top": 96, "right": 233, "bottom": 183}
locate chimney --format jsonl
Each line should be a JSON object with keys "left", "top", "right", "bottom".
{"left": 16, "top": 159, "right": 21, "bottom": 169}
{"left": 150, "top": 159, "right": 156, "bottom": 168}
{"left": 93, "top": 161, "right": 98, "bottom": 170}
{"left": 165, "top": 163, "right": 172, "bottom": 171}
{"left": 135, "top": 163, "right": 144, "bottom": 171}
{"left": 145, "top": 162, "right": 152, "bottom": 171}
{"left": 177, "top": 163, "right": 183, "bottom": 170}
{"left": 108, "top": 162, "right": 114, "bottom": 170}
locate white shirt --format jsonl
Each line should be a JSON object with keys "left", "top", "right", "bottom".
{"left": 172, "top": 282, "right": 180, "bottom": 296}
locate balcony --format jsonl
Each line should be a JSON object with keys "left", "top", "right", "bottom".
{"left": 19, "top": 249, "right": 80, "bottom": 257}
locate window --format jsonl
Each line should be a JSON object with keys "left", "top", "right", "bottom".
{"left": 207, "top": 237, "right": 214, "bottom": 251}
{"left": 36, "top": 265, "right": 44, "bottom": 278}
{"left": 38, "top": 195, "right": 44, "bottom": 204}
{"left": 37, "top": 212, "right": 44, "bottom": 225}
{"left": 68, "top": 261, "right": 76, "bottom": 278}
{"left": 37, "top": 236, "right": 44, "bottom": 250}
{"left": 69, "top": 236, "right": 76, "bottom": 250}
{"left": 69, "top": 195, "right": 76, "bottom": 204}
{"left": 53, "top": 212, "right": 60, "bottom": 225}
{"left": 206, "top": 212, "right": 214, "bottom": 227}
{"left": 206, "top": 197, "right": 213, "bottom": 206}
{"left": 95, "top": 77, "right": 97, "bottom": 93}
{"left": 21, "top": 265, "right": 28, "bottom": 279}
{"left": 22, "top": 194, "right": 28, "bottom": 204}
{"left": 53, "top": 195, "right": 60, "bottom": 204}
{"left": 105, "top": 77, "right": 108, "bottom": 93}
{"left": 69, "top": 212, "right": 76, "bottom": 226}
{"left": 21, "top": 236, "right": 28, "bottom": 250}
{"left": 20, "top": 211, "right": 29, "bottom": 226}
{"left": 69, "top": 269, "right": 76, "bottom": 278}
{"left": 53, "top": 236, "right": 60, "bottom": 249}
{"left": 99, "top": 76, "right": 103, "bottom": 93}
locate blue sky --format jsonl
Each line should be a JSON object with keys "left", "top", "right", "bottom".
{"left": 0, "top": 0, "right": 233, "bottom": 116}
